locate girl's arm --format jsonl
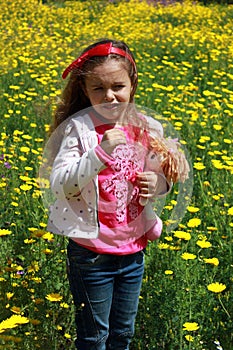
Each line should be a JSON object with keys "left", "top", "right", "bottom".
{"left": 50, "top": 120, "right": 112, "bottom": 200}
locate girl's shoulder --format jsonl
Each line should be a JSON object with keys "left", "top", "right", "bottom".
{"left": 138, "top": 113, "right": 163, "bottom": 138}
{"left": 64, "top": 112, "right": 95, "bottom": 136}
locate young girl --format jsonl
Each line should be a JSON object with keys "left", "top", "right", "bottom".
{"left": 47, "top": 39, "right": 171, "bottom": 350}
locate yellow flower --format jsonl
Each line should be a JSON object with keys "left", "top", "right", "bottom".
{"left": 0, "top": 315, "right": 29, "bottom": 334}
{"left": 11, "top": 306, "right": 21, "bottom": 314}
{"left": 204, "top": 258, "right": 219, "bottom": 266}
{"left": 0, "top": 229, "right": 12, "bottom": 236}
{"left": 203, "top": 90, "right": 216, "bottom": 96}
{"left": 174, "top": 230, "right": 191, "bottom": 241}
{"left": 46, "top": 293, "right": 63, "bottom": 302}
{"left": 43, "top": 249, "right": 53, "bottom": 254}
{"left": 44, "top": 124, "right": 50, "bottom": 132}
{"left": 24, "top": 238, "right": 36, "bottom": 244}
{"left": 157, "top": 243, "right": 170, "bottom": 250}
{"left": 207, "top": 226, "right": 217, "bottom": 231}
{"left": 13, "top": 130, "right": 23, "bottom": 136}
{"left": 32, "top": 229, "right": 45, "bottom": 237}
{"left": 19, "top": 156, "right": 27, "bottom": 161}
{"left": 174, "top": 121, "right": 183, "bottom": 127}
{"left": 207, "top": 282, "right": 226, "bottom": 293}
{"left": 213, "top": 124, "right": 222, "bottom": 130}
{"left": 193, "top": 162, "right": 205, "bottom": 170}
{"left": 164, "top": 236, "right": 173, "bottom": 241}
{"left": 20, "top": 184, "right": 32, "bottom": 191}
{"left": 199, "top": 135, "right": 210, "bottom": 143}
{"left": 31, "top": 277, "right": 42, "bottom": 284}
{"left": 19, "top": 176, "right": 31, "bottom": 182}
{"left": 22, "top": 134, "right": 32, "bottom": 140}
{"left": 227, "top": 207, "right": 233, "bottom": 215}
{"left": 187, "top": 206, "right": 200, "bottom": 213}
{"left": 60, "top": 302, "right": 69, "bottom": 308}
{"left": 212, "top": 159, "right": 224, "bottom": 169}
{"left": 25, "top": 166, "right": 33, "bottom": 171}
{"left": 165, "top": 270, "right": 173, "bottom": 275}
{"left": 64, "top": 333, "right": 71, "bottom": 339}
{"left": 185, "top": 334, "right": 194, "bottom": 341}
{"left": 224, "top": 138, "right": 232, "bottom": 144}
{"left": 183, "top": 322, "right": 199, "bottom": 331}
{"left": 27, "top": 261, "right": 40, "bottom": 273}
{"left": 196, "top": 240, "right": 212, "bottom": 248}
{"left": 181, "top": 253, "right": 197, "bottom": 260}
{"left": 20, "top": 146, "right": 30, "bottom": 153}
{"left": 6, "top": 292, "right": 14, "bottom": 300}
{"left": 42, "top": 232, "right": 54, "bottom": 241}
{"left": 9, "top": 85, "right": 20, "bottom": 90}
{"left": 187, "top": 218, "right": 201, "bottom": 228}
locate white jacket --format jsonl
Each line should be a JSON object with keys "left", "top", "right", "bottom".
{"left": 47, "top": 112, "right": 164, "bottom": 240}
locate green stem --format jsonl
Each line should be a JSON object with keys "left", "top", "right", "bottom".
{"left": 218, "top": 294, "right": 231, "bottom": 319}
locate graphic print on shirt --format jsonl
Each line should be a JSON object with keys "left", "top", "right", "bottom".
{"left": 101, "top": 143, "right": 146, "bottom": 224}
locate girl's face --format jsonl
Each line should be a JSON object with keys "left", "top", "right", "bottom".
{"left": 84, "top": 59, "right": 133, "bottom": 121}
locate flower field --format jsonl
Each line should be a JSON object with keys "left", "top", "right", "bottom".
{"left": 0, "top": 0, "right": 232, "bottom": 349}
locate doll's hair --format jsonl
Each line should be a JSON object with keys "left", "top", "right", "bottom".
{"left": 50, "top": 39, "right": 138, "bottom": 134}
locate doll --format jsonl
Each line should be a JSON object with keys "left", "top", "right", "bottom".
{"left": 139, "top": 136, "right": 190, "bottom": 206}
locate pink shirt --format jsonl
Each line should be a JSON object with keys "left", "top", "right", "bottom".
{"left": 72, "top": 113, "right": 149, "bottom": 255}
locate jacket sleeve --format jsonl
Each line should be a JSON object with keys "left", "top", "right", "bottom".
{"left": 146, "top": 115, "right": 164, "bottom": 138}
{"left": 50, "top": 119, "right": 112, "bottom": 200}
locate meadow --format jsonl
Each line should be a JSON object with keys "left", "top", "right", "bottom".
{"left": 0, "top": 0, "right": 232, "bottom": 349}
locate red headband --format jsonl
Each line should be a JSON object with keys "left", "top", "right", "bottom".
{"left": 62, "top": 42, "right": 136, "bottom": 79}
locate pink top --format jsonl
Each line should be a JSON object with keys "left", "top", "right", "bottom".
{"left": 72, "top": 113, "right": 150, "bottom": 255}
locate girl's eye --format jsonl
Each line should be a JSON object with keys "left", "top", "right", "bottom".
{"left": 114, "top": 85, "right": 125, "bottom": 90}
{"left": 93, "top": 85, "right": 125, "bottom": 91}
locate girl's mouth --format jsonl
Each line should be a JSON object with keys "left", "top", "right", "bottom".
{"left": 102, "top": 103, "right": 119, "bottom": 110}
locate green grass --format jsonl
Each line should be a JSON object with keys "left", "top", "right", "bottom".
{"left": 0, "top": 0, "right": 232, "bottom": 349}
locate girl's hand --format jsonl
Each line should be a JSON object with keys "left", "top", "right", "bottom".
{"left": 136, "top": 171, "right": 168, "bottom": 205}
{"left": 100, "top": 129, "right": 127, "bottom": 155}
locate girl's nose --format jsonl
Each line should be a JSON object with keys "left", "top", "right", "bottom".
{"left": 105, "top": 89, "right": 115, "bottom": 101}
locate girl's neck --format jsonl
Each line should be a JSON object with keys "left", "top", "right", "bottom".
{"left": 89, "top": 108, "right": 127, "bottom": 127}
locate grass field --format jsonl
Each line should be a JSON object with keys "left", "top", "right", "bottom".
{"left": 0, "top": 0, "right": 232, "bottom": 349}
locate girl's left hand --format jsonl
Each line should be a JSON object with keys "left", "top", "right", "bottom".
{"left": 136, "top": 171, "right": 168, "bottom": 202}
{"left": 136, "top": 171, "right": 160, "bottom": 201}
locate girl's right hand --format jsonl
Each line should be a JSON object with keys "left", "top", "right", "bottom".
{"left": 100, "top": 129, "right": 127, "bottom": 155}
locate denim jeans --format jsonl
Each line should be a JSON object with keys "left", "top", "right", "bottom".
{"left": 67, "top": 239, "right": 145, "bottom": 350}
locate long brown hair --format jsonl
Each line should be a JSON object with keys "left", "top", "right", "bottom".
{"left": 50, "top": 39, "right": 138, "bottom": 134}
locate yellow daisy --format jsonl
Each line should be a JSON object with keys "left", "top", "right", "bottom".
{"left": 207, "top": 282, "right": 226, "bottom": 293}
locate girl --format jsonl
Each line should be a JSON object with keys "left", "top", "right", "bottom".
{"left": 47, "top": 39, "right": 170, "bottom": 350}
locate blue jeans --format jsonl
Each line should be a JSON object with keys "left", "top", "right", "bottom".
{"left": 67, "top": 239, "right": 145, "bottom": 350}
